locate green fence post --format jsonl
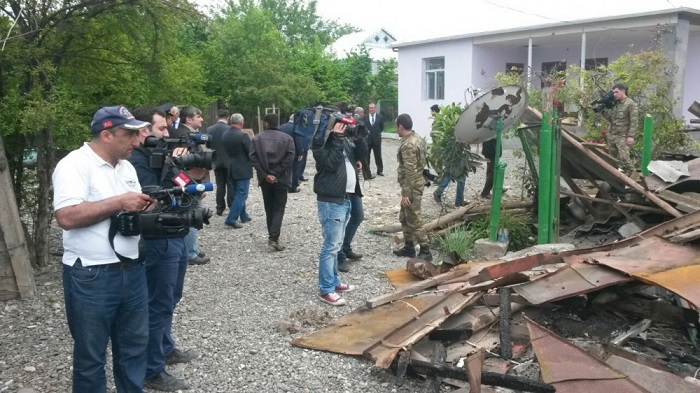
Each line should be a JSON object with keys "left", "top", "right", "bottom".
{"left": 538, "top": 111, "right": 552, "bottom": 244}
{"left": 489, "top": 161, "right": 508, "bottom": 241}
{"left": 549, "top": 108, "right": 559, "bottom": 243}
{"left": 641, "top": 115, "right": 654, "bottom": 176}
{"left": 494, "top": 117, "right": 504, "bottom": 171}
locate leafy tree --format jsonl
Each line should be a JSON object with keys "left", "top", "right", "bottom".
{"left": 427, "top": 103, "right": 481, "bottom": 179}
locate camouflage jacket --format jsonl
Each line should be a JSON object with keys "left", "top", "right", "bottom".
{"left": 397, "top": 131, "right": 427, "bottom": 197}
{"left": 604, "top": 97, "right": 639, "bottom": 137}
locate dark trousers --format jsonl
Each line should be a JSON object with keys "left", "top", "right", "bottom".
{"left": 367, "top": 139, "right": 383, "bottom": 174}
{"left": 260, "top": 181, "right": 288, "bottom": 241}
{"left": 214, "top": 167, "right": 233, "bottom": 212}
{"left": 339, "top": 194, "right": 364, "bottom": 259}
{"left": 481, "top": 160, "right": 495, "bottom": 196}
{"left": 142, "top": 238, "right": 187, "bottom": 379}
{"left": 291, "top": 150, "right": 307, "bottom": 189}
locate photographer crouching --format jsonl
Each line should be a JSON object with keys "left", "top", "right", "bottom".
{"left": 128, "top": 107, "right": 211, "bottom": 391}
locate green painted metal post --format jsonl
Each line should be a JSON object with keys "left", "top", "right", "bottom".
{"left": 489, "top": 162, "right": 508, "bottom": 241}
{"left": 641, "top": 115, "right": 654, "bottom": 176}
{"left": 494, "top": 117, "right": 504, "bottom": 171}
{"left": 549, "top": 108, "right": 559, "bottom": 243}
{"left": 538, "top": 112, "right": 552, "bottom": 244}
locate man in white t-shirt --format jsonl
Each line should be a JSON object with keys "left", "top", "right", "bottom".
{"left": 53, "top": 105, "right": 154, "bottom": 393}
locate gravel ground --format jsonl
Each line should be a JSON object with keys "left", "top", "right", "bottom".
{"left": 0, "top": 139, "right": 528, "bottom": 393}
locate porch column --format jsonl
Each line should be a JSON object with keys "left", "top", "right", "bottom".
{"left": 527, "top": 37, "right": 533, "bottom": 89}
{"left": 662, "top": 18, "right": 690, "bottom": 119}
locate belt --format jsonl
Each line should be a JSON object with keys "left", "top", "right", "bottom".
{"left": 344, "top": 193, "right": 354, "bottom": 199}
{"left": 74, "top": 258, "right": 139, "bottom": 270}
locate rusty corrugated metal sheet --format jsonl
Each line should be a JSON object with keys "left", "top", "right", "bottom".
{"left": 605, "top": 354, "right": 700, "bottom": 393}
{"left": 526, "top": 318, "right": 650, "bottom": 393}
{"left": 512, "top": 262, "right": 631, "bottom": 305}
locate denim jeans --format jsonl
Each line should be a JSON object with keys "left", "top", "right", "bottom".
{"left": 225, "top": 178, "right": 250, "bottom": 224}
{"left": 339, "top": 195, "right": 363, "bottom": 259}
{"left": 317, "top": 200, "right": 351, "bottom": 295}
{"left": 436, "top": 173, "right": 466, "bottom": 204}
{"left": 63, "top": 260, "right": 148, "bottom": 393}
{"left": 185, "top": 228, "right": 199, "bottom": 259}
{"left": 142, "top": 238, "right": 188, "bottom": 379}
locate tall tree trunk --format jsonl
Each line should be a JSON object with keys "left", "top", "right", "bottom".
{"left": 32, "top": 129, "right": 54, "bottom": 268}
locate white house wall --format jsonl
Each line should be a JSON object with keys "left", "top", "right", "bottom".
{"left": 471, "top": 46, "right": 528, "bottom": 92}
{"left": 397, "top": 39, "right": 473, "bottom": 137}
{"left": 683, "top": 31, "right": 700, "bottom": 121}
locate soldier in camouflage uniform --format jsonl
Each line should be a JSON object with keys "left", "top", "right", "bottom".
{"left": 603, "top": 83, "right": 638, "bottom": 174}
{"left": 393, "top": 114, "right": 433, "bottom": 261}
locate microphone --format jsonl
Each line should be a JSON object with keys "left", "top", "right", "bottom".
{"left": 183, "top": 182, "right": 213, "bottom": 194}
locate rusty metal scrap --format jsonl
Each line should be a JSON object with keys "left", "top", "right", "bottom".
{"left": 526, "top": 318, "right": 651, "bottom": 392}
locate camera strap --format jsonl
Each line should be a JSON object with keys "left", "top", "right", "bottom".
{"left": 108, "top": 216, "right": 143, "bottom": 264}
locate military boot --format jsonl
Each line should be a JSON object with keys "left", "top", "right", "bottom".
{"left": 417, "top": 245, "right": 433, "bottom": 261}
{"left": 393, "top": 241, "right": 416, "bottom": 257}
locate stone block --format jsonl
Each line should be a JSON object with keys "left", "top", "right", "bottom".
{"left": 475, "top": 238, "right": 508, "bottom": 259}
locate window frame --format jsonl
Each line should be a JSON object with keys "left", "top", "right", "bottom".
{"left": 424, "top": 57, "right": 445, "bottom": 100}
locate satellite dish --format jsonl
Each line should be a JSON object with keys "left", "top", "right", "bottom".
{"left": 454, "top": 85, "right": 528, "bottom": 144}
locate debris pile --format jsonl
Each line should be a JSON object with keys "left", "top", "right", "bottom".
{"left": 292, "top": 211, "right": 700, "bottom": 392}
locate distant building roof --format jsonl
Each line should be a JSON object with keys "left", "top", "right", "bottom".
{"left": 328, "top": 28, "right": 398, "bottom": 61}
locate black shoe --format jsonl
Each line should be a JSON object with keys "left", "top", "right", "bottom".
{"left": 225, "top": 221, "right": 243, "bottom": 229}
{"left": 145, "top": 371, "right": 190, "bottom": 391}
{"left": 198, "top": 251, "right": 206, "bottom": 258}
{"left": 216, "top": 208, "right": 224, "bottom": 216}
{"left": 240, "top": 216, "right": 252, "bottom": 223}
{"left": 288, "top": 187, "right": 301, "bottom": 193}
{"left": 377, "top": 172, "right": 384, "bottom": 176}
{"left": 188, "top": 256, "right": 210, "bottom": 266}
{"left": 480, "top": 193, "right": 491, "bottom": 200}
{"left": 268, "top": 240, "right": 286, "bottom": 251}
{"left": 433, "top": 190, "right": 442, "bottom": 203}
{"left": 393, "top": 242, "right": 416, "bottom": 258}
{"left": 166, "top": 348, "right": 197, "bottom": 365}
{"left": 345, "top": 250, "right": 363, "bottom": 260}
{"left": 338, "top": 258, "right": 350, "bottom": 273}
{"left": 417, "top": 246, "right": 433, "bottom": 262}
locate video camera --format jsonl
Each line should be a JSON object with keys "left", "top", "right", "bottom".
{"left": 591, "top": 90, "right": 615, "bottom": 113}
{"left": 112, "top": 183, "right": 213, "bottom": 239}
{"left": 144, "top": 133, "right": 215, "bottom": 170}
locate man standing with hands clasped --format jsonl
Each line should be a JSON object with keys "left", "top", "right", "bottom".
{"left": 393, "top": 113, "right": 432, "bottom": 261}
{"left": 603, "top": 83, "right": 638, "bottom": 175}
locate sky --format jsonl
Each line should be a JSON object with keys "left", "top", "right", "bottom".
{"left": 197, "top": 0, "right": 700, "bottom": 42}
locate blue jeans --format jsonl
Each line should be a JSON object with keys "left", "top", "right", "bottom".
{"left": 142, "top": 238, "right": 188, "bottom": 379}
{"left": 185, "top": 228, "right": 198, "bottom": 259}
{"left": 63, "top": 261, "right": 148, "bottom": 393}
{"left": 436, "top": 173, "right": 466, "bottom": 204}
{"left": 225, "top": 178, "right": 250, "bottom": 224}
{"left": 317, "top": 200, "right": 351, "bottom": 295}
{"left": 339, "top": 195, "right": 364, "bottom": 259}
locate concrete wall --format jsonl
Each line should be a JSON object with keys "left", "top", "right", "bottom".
{"left": 397, "top": 39, "right": 473, "bottom": 138}
{"left": 683, "top": 31, "right": 700, "bottom": 122}
{"left": 471, "top": 46, "right": 528, "bottom": 92}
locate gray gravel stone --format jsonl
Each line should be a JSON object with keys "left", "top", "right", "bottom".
{"left": 0, "top": 139, "right": 528, "bottom": 392}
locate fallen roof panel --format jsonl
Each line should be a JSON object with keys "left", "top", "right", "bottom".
{"left": 526, "top": 317, "right": 650, "bottom": 393}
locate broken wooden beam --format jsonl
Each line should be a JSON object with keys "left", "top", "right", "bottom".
{"left": 560, "top": 190, "right": 666, "bottom": 214}
{"left": 408, "top": 359, "right": 556, "bottom": 392}
{"left": 366, "top": 267, "right": 473, "bottom": 309}
{"left": 560, "top": 130, "right": 683, "bottom": 217}
{"left": 499, "top": 287, "right": 513, "bottom": 360}
{"left": 425, "top": 341, "right": 447, "bottom": 393}
{"left": 609, "top": 319, "right": 652, "bottom": 346}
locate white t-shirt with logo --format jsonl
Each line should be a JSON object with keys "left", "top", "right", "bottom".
{"left": 53, "top": 143, "right": 142, "bottom": 266}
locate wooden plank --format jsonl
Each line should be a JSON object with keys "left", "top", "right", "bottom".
{"left": 366, "top": 267, "right": 473, "bottom": 309}
{"left": 667, "top": 228, "right": 700, "bottom": 243}
{"left": 657, "top": 190, "right": 700, "bottom": 213}
{"left": 610, "top": 319, "right": 652, "bottom": 346}
{"left": 560, "top": 191, "right": 666, "bottom": 214}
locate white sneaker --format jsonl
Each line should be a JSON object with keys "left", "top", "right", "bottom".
{"left": 319, "top": 292, "right": 346, "bottom": 306}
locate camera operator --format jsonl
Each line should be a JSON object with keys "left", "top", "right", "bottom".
{"left": 174, "top": 106, "right": 210, "bottom": 265}
{"left": 53, "top": 105, "right": 154, "bottom": 392}
{"left": 129, "top": 107, "right": 197, "bottom": 391}
{"left": 312, "top": 113, "right": 361, "bottom": 306}
{"left": 601, "top": 83, "right": 638, "bottom": 175}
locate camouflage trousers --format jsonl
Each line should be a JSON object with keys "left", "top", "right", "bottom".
{"left": 607, "top": 133, "right": 634, "bottom": 174}
{"left": 399, "top": 192, "right": 428, "bottom": 246}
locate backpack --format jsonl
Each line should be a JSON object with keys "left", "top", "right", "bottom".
{"left": 292, "top": 106, "right": 338, "bottom": 151}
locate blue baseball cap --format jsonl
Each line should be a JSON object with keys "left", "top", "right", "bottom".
{"left": 90, "top": 105, "right": 150, "bottom": 134}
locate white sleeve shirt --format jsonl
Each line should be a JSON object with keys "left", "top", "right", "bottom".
{"left": 53, "top": 143, "right": 142, "bottom": 266}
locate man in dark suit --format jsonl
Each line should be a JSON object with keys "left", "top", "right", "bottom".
{"left": 206, "top": 109, "right": 233, "bottom": 216}
{"left": 363, "top": 102, "right": 384, "bottom": 176}
{"left": 223, "top": 113, "right": 253, "bottom": 228}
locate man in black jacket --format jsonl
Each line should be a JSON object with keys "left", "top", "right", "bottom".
{"left": 363, "top": 102, "right": 384, "bottom": 176}
{"left": 249, "top": 113, "right": 295, "bottom": 251}
{"left": 129, "top": 107, "right": 196, "bottom": 392}
{"left": 223, "top": 113, "right": 253, "bottom": 228}
{"left": 206, "top": 109, "right": 232, "bottom": 216}
{"left": 312, "top": 119, "right": 359, "bottom": 306}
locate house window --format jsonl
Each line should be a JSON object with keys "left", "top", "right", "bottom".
{"left": 585, "top": 58, "right": 608, "bottom": 70}
{"left": 541, "top": 61, "right": 567, "bottom": 87}
{"left": 425, "top": 57, "right": 445, "bottom": 100}
{"left": 505, "top": 63, "right": 524, "bottom": 74}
